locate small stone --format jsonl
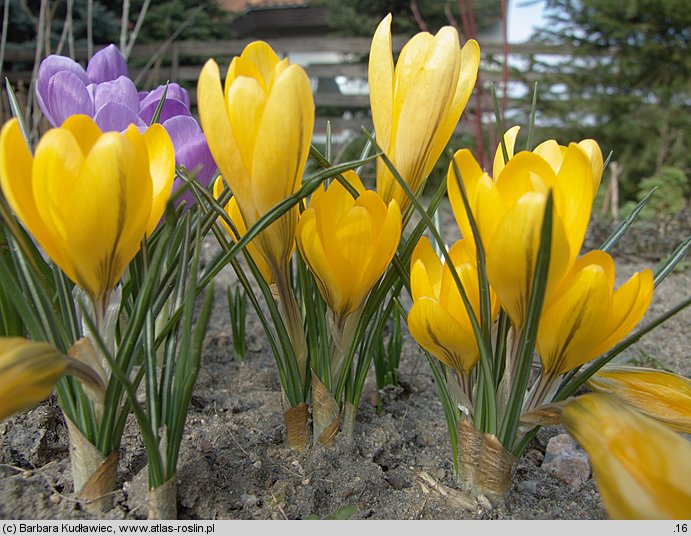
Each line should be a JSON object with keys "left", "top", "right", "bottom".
{"left": 386, "top": 475, "right": 411, "bottom": 491}
{"left": 542, "top": 434, "right": 591, "bottom": 491}
{"left": 518, "top": 480, "right": 539, "bottom": 496}
{"left": 435, "top": 468, "right": 446, "bottom": 480}
{"left": 301, "top": 478, "right": 310, "bottom": 486}
{"left": 524, "top": 449, "right": 544, "bottom": 466}
{"left": 253, "top": 460, "right": 262, "bottom": 469}
{"left": 49, "top": 494, "right": 61, "bottom": 504}
{"left": 240, "top": 493, "right": 257, "bottom": 508}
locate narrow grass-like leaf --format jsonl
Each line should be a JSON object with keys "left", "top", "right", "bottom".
{"left": 491, "top": 83, "right": 509, "bottom": 164}
{"left": 653, "top": 236, "right": 690, "bottom": 288}
{"left": 600, "top": 188, "right": 656, "bottom": 252}
{"left": 4, "top": 79, "right": 31, "bottom": 149}
{"left": 149, "top": 82, "right": 169, "bottom": 126}
{"left": 526, "top": 82, "right": 538, "bottom": 152}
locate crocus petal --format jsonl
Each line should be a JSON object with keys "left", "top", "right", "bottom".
{"left": 93, "top": 76, "right": 140, "bottom": 116}
{"left": 486, "top": 191, "right": 571, "bottom": 329}
{"left": 0, "top": 338, "right": 68, "bottom": 420}
{"left": 492, "top": 125, "right": 521, "bottom": 180}
{"left": 140, "top": 83, "right": 191, "bottom": 110}
{"left": 408, "top": 297, "right": 479, "bottom": 375}
{"left": 537, "top": 251, "right": 612, "bottom": 376}
{"left": 577, "top": 139, "right": 604, "bottom": 196}
{"left": 138, "top": 98, "right": 191, "bottom": 126}
{"left": 562, "top": 394, "right": 691, "bottom": 520}
{"left": 368, "top": 13, "right": 394, "bottom": 158}
{"left": 586, "top": 268, "right": 654, "bottom": 360}
{"left": 447, "top": 148, "right": 503, "bottom": 247}
{"left": 297, "top": 208, "right": 343, "bottom": 311}
{"left": 410, "top": 236, "right": 443, "bottom": 301}
{"left": 552, "top": 143, "right": 594, "bottom": 263}
{"left": 135, "top": 124, "right": 175, "bottom": 235}
{"left": 587, "top": 366, "right": 691, "bottom": 434}
{"left": 424, "top": 38, "right": 480, "bottom": 179}
{"left": 60, "top": 114, "right": 103, "bottom": 155}
{"left": 47, "top": 71, "right": 94, "bottom": 126}
{"left": 197, "top": 59, "right": 247, "bottom": 199}
{"left": 36, "top": 56, "right": 89, "bottom": 126}
{"left": 0, "top": 120, "right": 67, "bottom": 270}
{"left": 86, "top": 44, "right": 129, "bottom": 83}
{"left": 61, "top": 131, "right": 152, "bottom": 299}
{"left": 94, "top": 101, "right": 147, "bottom": 132}
{"left": 161, "top": 115, "right": 201, "bottom": 150}
{"left": 174, "top": 133, "right": 217, "bottom": 188}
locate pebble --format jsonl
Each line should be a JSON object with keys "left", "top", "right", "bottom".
{"left": 542, "top": 434, "right": 591, "bottom": 491}
{"left": 240, "top": 493, "right": 257, "bottom": 508}
{"left": 518, "top": 480, "right": 539, "bottom": 496}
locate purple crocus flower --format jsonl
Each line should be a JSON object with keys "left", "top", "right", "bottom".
{"left": 35, "top": 44, "right": 217, "bottom": 208}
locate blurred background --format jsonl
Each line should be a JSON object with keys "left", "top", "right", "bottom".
{"left": 1, "top": 0, "right": 689, "bottom": 249}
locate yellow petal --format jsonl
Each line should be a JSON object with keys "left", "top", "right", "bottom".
{"left": 197, "top": 59, "right": 247, "bottom": 198}
{"left": 492, "top": 125, "right": 520, "bottom": 180}
{"left": 577, "top": 139, "right": 604, "bottom": 195}
{"left": 138, "top": 124, "right": 174, "bottom": 235}
{"left": 562, "top": 394, "right": 691, "bottom": 520}
{"left": 389, "top": 27, "right": 461, "bottom": 205}
{"left": 354, "top": 198, "right": 401, "bottom": 310}
{"left": 0, "top": 338, "right": 67, "bottom": 421}
{"left": 587, "top": 268, "right": 654, "bottom": 360}
{"left": 368, "top": 14, "right": 394, "bottom": 157}
{"left": 297, "top": 208, "right": 344, "bottom": 313}
{"left": 486, "top": 191, "right": 571, "bottom": 329}
{"left": 0, "top": 120, "right": 67, "bottom": 271}
{"left": 226, "top": 75, "right": 266, "bottom": 174}
{"left": 552, "top": 143, "right": 594, "bottom": 263}
{"left": 239, "top": 41, "right": 281, "bottom": 88}
{"left": 587, "top": 366, "right": 691, "bottom": 434}
{"left": 62, "top": 132, "right": 152, "bottom": 299}
{"left": 495, "top": 151, "right": 553, "bottom": 206}
{"left": 60, "top": 114, "right": 103, "bottom": 155}
{"left": 447, "top": 148, "right": 503, "bottom": 247}
{"left": 533, "top": 139, "right": 564, "bottom": 174}
{"left": 423, "top": 38, "right": 480, "bottom": 179}
{"left": 537, "top": 251, "right": 612, "bottom": 376}
{"left": 410, "top": 236, "right": 443, "bottom": 301}
{"left": 408, "top": 297, "right": 479, "bottom": 375}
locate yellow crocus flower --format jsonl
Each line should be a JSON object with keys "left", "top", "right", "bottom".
{"left": 296, "top": 171, "right": 401, "bottom": 317}
{"left": 198, "top": 41, "right": 314, "bottom": 273}
{"left": 537, "top": 250, "right": 653, "bottom": 378}
{"left": 587, "top": 366, "right": 691, "bottom": 434}
{"left": 369, "top": 14, "right": 480, "bottom": 211}
{"left": 447, "top": 142, "right": 597, "bottom": 329}
{"left": 213, "top": 176, "right": 272, "bottom": 283}
{"left": 408, "top": 237, "right": 498, "bottom": 380}
{"left": 562, "top": 393, "right": 691, "bottom": 519}
{"left": 0, "top": 115, "right": 174, "bottom": 306}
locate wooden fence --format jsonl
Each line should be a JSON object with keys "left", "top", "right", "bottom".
{"left": 1, "top": 37, "right": 568, "bottom": 137}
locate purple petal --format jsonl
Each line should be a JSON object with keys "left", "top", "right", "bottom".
{"left": 177, "top": 133, "right": 217, "bottom": 186}
{"left": 138, "top": 98, "right": 191, "bottom": 125}
{"left": 93, "top": 76, "right": 140, "bottom": 114}
{"left": 140, "top": 83, "right": 191, "bottom": 110}
{"left": 86, "top": 44, "right": 129, "bottom": 83}
{"left": 36, "top": 56, "right": 89, "bottom": 126}
{"left": 94, "top": 102, "right": 147, "bottom": 132}
{"left": 47, "top": 71, "right": 94, "bottom": 126}
{"left": 161, "top": 115, "right": 201, "bottom": 151}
